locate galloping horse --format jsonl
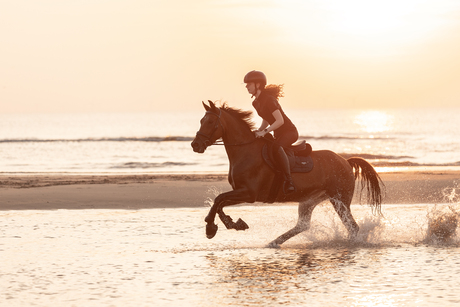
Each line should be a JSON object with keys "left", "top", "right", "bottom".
{"left": 191, "top": 101, "right": 384, "bottom": 247}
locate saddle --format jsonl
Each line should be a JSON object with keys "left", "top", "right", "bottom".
{"left": 262, "top": 139, "right": 314, "bottom": 173}
{"left": 261, "top": 136, "right": 314, "bottom": 203}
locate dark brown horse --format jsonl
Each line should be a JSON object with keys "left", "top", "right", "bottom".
{"left": 191, "top": 101, "right": 384, "bottom": 247}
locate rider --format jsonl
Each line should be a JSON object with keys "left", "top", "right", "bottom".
{"left": 244, "top": 70, "right": 298, "bottom": 194}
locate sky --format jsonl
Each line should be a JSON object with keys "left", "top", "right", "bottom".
{"left": 1, "top": 0, "right": 460, "bottom": 113}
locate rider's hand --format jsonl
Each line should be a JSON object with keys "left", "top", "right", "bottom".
{"left": 255, "top": 130, "right": 265, "bottom": 138}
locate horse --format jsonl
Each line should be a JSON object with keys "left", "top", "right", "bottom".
{"left": 191, "top": 100, "right": 384, "bottom": 247}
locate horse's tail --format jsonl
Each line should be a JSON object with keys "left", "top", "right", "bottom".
{"left": 347, "top": 157, "right": 385, "bottom": 215}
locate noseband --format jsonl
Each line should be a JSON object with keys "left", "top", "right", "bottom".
{"left": 195, "top": 109, "right": 222, "bottom": 147}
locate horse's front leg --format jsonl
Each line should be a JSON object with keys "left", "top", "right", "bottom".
{"left": 217, "top": 208, "right": 249, "bottom": 231}
{"left": 205, "top": 188, "right": 254, "bottom": 239}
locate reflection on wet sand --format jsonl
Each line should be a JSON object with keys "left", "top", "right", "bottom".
{"left": 204, "top": 247, "right": 384, "bottom": 305}
{"left": 1, "top": 204, "right": 460, "bottom": 306}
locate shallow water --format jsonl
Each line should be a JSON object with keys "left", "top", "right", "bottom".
{"left": 1, "top": 203, "right": 460, "bottom": 306}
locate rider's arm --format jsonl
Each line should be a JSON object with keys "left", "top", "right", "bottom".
{"left": 264, "top": 110, "right": 284, "bottom": 134}
{"left": 256, "top": 119, "right": 269, "bottom": 132}
{"left": 255, "top": 110, "right": 284, "bottom": 138}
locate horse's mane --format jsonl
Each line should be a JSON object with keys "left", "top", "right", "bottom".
{"left": 219, "top": 102, "right": 256, "bottom": 131}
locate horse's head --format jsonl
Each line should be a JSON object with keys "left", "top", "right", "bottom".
{"left": 191, "top": 100, "right": 223, "bottom": 153}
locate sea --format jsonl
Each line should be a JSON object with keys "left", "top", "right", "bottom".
{"left": 2, "top": 107, "right": 460, "bottom": 307}
{"left": 0, "top": 107, "right": 459, "bottom": 174}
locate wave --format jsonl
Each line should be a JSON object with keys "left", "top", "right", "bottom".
{"left": 0, "top": 135, "right": 395, "bottom": 143}
{"left": 338, "top": 153, "right": 415, "bottom": 160}
{"left": 90, "top": 160, "right": 460, "bottom": 170}
{"left": 0, "top": 136, "right": 196, "bottom": 143}
{"left": 110, "top": 161, "right": 197, "bottom": 169}
{"left": 371, "top": 161, "right": 460, "bottom": 167}
{"left": 339, "top": 153, "right": 460, "bottom": 167}
{"left": 110, "top": 159, "right": 460, "bottom": 169}
{"left": 300, "top": 135, "right": 396, "bottom": 141}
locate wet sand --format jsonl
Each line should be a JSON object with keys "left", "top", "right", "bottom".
{"left": 1, "top": 171, "right": 459, "bottom": 210}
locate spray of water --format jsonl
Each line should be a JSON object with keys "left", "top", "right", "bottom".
{"left": 425, "top": 204, "right": 459, "bottom": 244}
{"left": 204, "top": 185, "right": 223, "bottom": 207}
{"left": 442, "top": 180, "right": 460, "bottom": 203}
{"left": 293, "top": 203, "right": 387, "bottom": 249}
{"left": 424, "top": 183, "right": 460, "bottom": 244}
{"left": 195, "top": 181, "right": 460, "bottom": 250}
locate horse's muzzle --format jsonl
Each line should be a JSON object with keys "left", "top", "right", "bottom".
{"left": 191, "top": 139, "right": 207, "bottom": 153}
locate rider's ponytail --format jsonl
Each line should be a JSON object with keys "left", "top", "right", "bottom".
{"left": 263, "top": 84, "right": 284, "bottom": 100}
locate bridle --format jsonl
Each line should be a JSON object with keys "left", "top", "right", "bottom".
{"left": 195, "top": 109, "right": 222, "bottom": 147}
{"left": 195, "top": 108, "right": 257, "bottom": 147}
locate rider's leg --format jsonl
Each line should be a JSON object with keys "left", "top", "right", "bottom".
{"left": 273, "top": 130, "right": 298, "bottom": 194}
{"left": 274, "top": 145, "right": 296, "bottom": 194}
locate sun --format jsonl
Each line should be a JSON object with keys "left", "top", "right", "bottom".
{"left": 354, "top": 110, "right": 393, "bottom": 133}
{"left": 270, "top": 0, "right": 456, "bottom": 57}
{"left": 324, "top": 1, "right": 411, "bottom": 38}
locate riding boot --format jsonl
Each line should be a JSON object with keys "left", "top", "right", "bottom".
{"left": 274, "top": 146, "right": 296, "bottom": 194}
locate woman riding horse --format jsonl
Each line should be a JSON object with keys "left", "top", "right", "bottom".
{"left": 191, "top": 101, "right": 384, "bottom": 246}
{"left": 244, "top": 70, "right": 298, "bottom": 194}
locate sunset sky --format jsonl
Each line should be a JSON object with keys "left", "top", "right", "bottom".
{"left": 1, "top": 0, "right": 460, "bottom": 113}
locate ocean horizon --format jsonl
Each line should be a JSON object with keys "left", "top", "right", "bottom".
{"left": 1, "top": 107, "right": 459, "bottom": 174}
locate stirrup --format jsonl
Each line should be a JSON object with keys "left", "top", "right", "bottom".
{"left": 283, "top": 180, "right": 296, "bottom": 194}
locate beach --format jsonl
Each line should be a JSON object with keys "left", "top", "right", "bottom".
{"left": 2, "top": 171, "right": 460, "bottom": 306}
{"left": 1, "top": 170, "right": 459, "bottom": 210}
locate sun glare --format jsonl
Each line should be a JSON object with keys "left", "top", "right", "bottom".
{"left": 354, "top": 111, "right": 393, "bottom": 133}
{"left": 271, "top": 0, "right": 457, "bottom": 57}
{"left": 324, "top": 1, "right": 412, "bottom": 38}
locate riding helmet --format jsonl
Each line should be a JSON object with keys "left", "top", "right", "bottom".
{"left": 244, "top": 70, "right": 267, "bottom": 87}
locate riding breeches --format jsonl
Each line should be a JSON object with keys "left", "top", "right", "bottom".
{"left": 273, "top": 129, "right": 298, "bottom": 152}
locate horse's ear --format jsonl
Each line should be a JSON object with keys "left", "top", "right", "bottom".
{"left": 202, "top": 101, "right": 211, "bottom": 111}
{"left": 208, "top": 100, "right": 217, "bottom": 111}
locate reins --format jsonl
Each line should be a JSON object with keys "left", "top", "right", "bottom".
{"left": 211, "top": 138, "right": 257, "bottom": 147}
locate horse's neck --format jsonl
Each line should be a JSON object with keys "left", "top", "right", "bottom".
{"left": 221, "top": 113, "right": 261, "bottom": 164}
{"left": 221, "top": 114, "right": 254, "bottom": 146}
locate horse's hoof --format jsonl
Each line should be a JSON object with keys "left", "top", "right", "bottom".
{"left": 204, "top": 215, "right": 213, "bottom": 224}
{"left": 234, "top": 218, "right": 249, "bottom": 231}
{"left": 206, "top": 223, "right": 218, "bottom": 239}
{"left": 348, "top": 230, "right": 359, "bottom": 241}
{"left": 266, "top": 241, "right": 280, "bottom": 249}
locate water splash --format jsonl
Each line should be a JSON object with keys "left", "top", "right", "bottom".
{"left": 425, "top": 204, "right": 460, "bottom": 244}
{"left": 423, "top": 185, "right": 460, "bottom": 244}
{"left": 295, "top": 204, "right": 387, "bottom": 248}
{"left": 204, "top": 185, "right": 223, "bottom": 207}
{"left": 442, "top": 180, "right": 460, "bottom": 203}
{"left": 185, "top": 181, "right": 460, "bottom": 250}
{"left": 355, "top": 215, "right": 386, "bottom": 244}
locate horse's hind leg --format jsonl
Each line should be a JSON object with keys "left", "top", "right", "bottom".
{"left": 330, "top": 193, "right": 359, "bottom": 239}
{"left": 268, "top": 191, "right": 326, "bottom": 248}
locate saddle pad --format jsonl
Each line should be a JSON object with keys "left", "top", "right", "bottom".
{"left": 291, "top": 156, "right": 314, "bottom": 173}
{"left": 262, "top": 144, "right": 314, "bottom": 173}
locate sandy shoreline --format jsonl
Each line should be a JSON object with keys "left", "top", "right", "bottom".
{"left": 1, "top": 171, "right": 459, "bottom": 210}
